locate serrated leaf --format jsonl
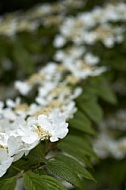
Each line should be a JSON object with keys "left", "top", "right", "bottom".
{"left": 41, "top": 175, "right": 67, "bottom": 190}
{"left": 0, "top": 177, "right": 16, "bottom": 190}
{"left": 23, "top": 172, "right": 67, "bottom": 190}
{"left": 47, "top": 160, "right": 83, "bottom": 189}
{"left": 55, "top": 154, "right": 96, "bottom": 182}
{"left": 23, "top": 172, "right": 47, "bottom": 190}
{"left": 57, "top": 141, "right": 92, "bottom": 168}
{"left": 69, "top": 110, "right": 96, "bottom": 135}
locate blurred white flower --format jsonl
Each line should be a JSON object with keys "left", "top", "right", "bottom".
{"left": 2, "top": 108, "right": 17, "bottom": 120}
{"left": 53, "top": 35, "right": 66, "bottom": 47}
{"left": 62, "top": 101, "right": 77, "bottom": 119}
{"left": 15, "top": 81, "right": 31, "bottom": 95}
{"left": 84, "top": 53, "right": 100, "bottom": 65}
{"left": 103, "top": 37, "right": 114, "bottom": 48}
{"left": 6, "top": 97, "right": 21, "bottom": 108}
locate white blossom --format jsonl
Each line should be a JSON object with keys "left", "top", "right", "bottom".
{"left": 38, "top": 110, "right": 68, "bottom": 142}
{"left": 53, "top": 35, "right": 66, "bottom": 47}
{"left": 84, "top": 53, "right": 100, "bottom": 65}
{"left": 0, "top": 149, "right": 13, "bottom": 177}
{"left": 15, "top": 81, "right": 31, "bottom": 95}
{"left": 6, "top": 97, "right": 21, "bottom": 108}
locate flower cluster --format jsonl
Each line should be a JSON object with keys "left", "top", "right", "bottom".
{"left": 0, "top": 55, "right": 106, "bottom": 177}
{"left": 0, "top": 1, "right": 126, "bottom": 40}
{"left": 55, "top": 2, "right": 126, "bottom": 48}
{"left": 0, "top": 49, "right": 107, "bottom": 177}
{"left": 0, "top": 0, "right": 126, "bottom": 179}
{"left": 0, "top": 109, "right": 68, "bottom": 177}
{"left": 0, "top": 0, "right": 85, "bottom": 36}
{"left": 93, "top": 109, "right": 126, "bottom": 159}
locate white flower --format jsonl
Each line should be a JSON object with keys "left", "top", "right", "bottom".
{"left": 62, "top": 101, "right": 77, "bottom": 119}
{"left": 84, "top": 53, "right": 100, "bottom": 65}
{"left": 93, "top": 134, "right": 113, "bottom": 159}
{"left": 7, "top": 135, "right": 37, "bottom": 162}
{"left": 103, "top": 37, "right": 115, "bottom": 48}
{"left": 54, "top": 50, "right": 66, "bottom": 61}
{"left": 16, "top": 123, "right": 39, "bottom": 145}
{"left": 12, "top": 117, "right": 40, "bottom": 144}
{"left": 38, "top": 82, "right": 57, "bottom": 97}
{"left": 3, "top": 117, "right": 40, "bottom": 161}
{"left": 53, "top": 35, "right": 66, "bottom": 47}
{"left": 0, "top": 149, "right": 13, "bottom": 177}
{"left": 35, "top": 96, "right": 48, "bottom": 107}
{"left": 38, "top": 110, "right": 68, "bottom": 142}
{"left": 35, "top": 81, "right": 58, "bottom": 106}
{"left": 40, "top": 62, "right": 57, "bottom": 75}
{"left": 54, "top": 46, "right": 85, "bottom": 62}
{"left": 6, "top": 97, "right": 21, "bottom": 108}
{"left": 28, "top": 103, "right": 41, "bottom": 116}
{"left": 90, "top": 67, "right": 107, "bottom": 76}
{"left": 71, "top": 87, "right": 82, "bottom": 99}
{"left": 15, "top": 81, "right": 31, "bottom": 95}
{"left": 2, "top": 108, "right": 17, "bottom": 120}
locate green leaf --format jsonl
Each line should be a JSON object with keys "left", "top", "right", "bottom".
{"left": 47, "top": 160, "right": 83, "bottom": 189}
{"left": 55, "top": 154, "right": 96, "bottom": 182}
{"left": 23, "top": 172, "right": 67, "bottom": 190}
{"left": 57, "top": 141, "right": 93, "bottom": 168}
{"left": 78, "top": 98, "right": 103, "bottom": 124}
{"left": 40, "top": 175, "right": 67, "bottom": 190}
{"left": 0, "top": 177, "right": 16, "bottom": 190}
{"left": 23, "top": 173, "right": 47, "bottom": 190}
{"left": 89, "top": 77, "right": 117, "bottom": 104}
{"left": 63, "top": 134, "right": 97, "bottom": 158}
{"left": 69, "top": 110, "right": 96, "bottom": 135}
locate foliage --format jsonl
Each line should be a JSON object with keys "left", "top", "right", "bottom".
{"left": 0, "top": 0, "right": 126, "bottom": 190}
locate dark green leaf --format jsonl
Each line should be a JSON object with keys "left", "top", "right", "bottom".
{"left": 79, "top": 98, "right": 103, "bottom": 124}
{"left": 63, "top": 134, "right": 97, "bottom": 158}
{"left": 89, "top": 77, "right": 117, "bottom": 104}
{"left": 57, "top": 141, "right": 93, "bottom": 168}
{"left": 47, "top": 160, "right": 83, "bottom": 189}
{"left": 55, "top": 154, "right": 96, "bottom": 182}
{"left": 23, "top": 172, "right": 67, "bottom": 190}
{"left": 41, "top": 175, "right": 67, "bottom": 190}
{"left": 69, "top": 110, "right": 96, "bottom": 135}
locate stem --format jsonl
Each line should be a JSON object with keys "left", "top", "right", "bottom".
{"left": 12, "top": 165, "right": 22, "bottom": 172}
